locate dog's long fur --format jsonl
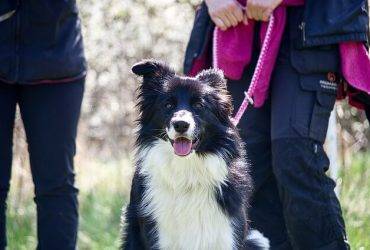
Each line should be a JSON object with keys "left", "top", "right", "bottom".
{"left": 121, "top": 59, "right": 269, "bottom": 249}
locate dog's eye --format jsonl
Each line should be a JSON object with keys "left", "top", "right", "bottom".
{"left": 192, "top": 101, "right": 203, "bottom": 109}
{"left": 164, "top": 102, "right": 174, "bottom": 109}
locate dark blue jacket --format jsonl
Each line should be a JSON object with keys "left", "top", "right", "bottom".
{"left": 0, "top": 0, "right": 86, "bottom": 84}
{"left": 184, "top": 0, "right": 369, "bottom": 75}
{"left": 302, "top": 0, "right": 369, "bottom": 47}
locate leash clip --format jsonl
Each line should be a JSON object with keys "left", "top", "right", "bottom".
{"left": 244, "top": 92, "right": 254, "bottom": 106}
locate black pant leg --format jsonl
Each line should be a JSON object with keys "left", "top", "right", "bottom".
{"left": 228, "top": 72, "right": 292, "bottom": 249}
{"left": 0, "top": 83, "right": 17, "bottom": 249}
{"left": 270, "top": 60, "right": 349, "bottom": 249}
{"left": 18, "top": 79, "right": 84, "bottom": 250}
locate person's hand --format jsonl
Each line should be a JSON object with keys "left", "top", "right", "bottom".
{"left": 246, "top": 0, "right": 282, "bottom": 22}
{"left": 205, "top": 0, "right": 246, "bottom": 31}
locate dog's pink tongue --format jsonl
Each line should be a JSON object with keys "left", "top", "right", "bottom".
{"left": 173, "top": 138, "right": 192, "bottom": 156}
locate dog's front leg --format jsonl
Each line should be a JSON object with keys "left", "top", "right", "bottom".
{"left": 121, "top": 172, "right": 156, "bottom": 250}
{"left": 121, "top": 208, "right": 146, "bottom": 250}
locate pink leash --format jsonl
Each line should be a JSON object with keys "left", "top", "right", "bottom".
{"left": 213, "top": 13, "right": 276, "bottom": 126}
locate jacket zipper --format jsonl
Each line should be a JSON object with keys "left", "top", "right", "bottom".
{"left": 299, "top": 21, "right": 306, "bottom": 45}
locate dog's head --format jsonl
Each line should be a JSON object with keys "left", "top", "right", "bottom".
{"left": 133, "top": 59, "right": 235, "bottom": 157}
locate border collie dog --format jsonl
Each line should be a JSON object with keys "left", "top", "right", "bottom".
{"left": 121, "top": 59, "right": 269, "bottom": 250}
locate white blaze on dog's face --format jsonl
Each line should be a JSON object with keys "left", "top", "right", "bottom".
{"left": 166, "top": 110, "right": 197, "bottom": 156}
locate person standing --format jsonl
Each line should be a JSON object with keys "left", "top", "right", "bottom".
{"left": 184, "top": 0, "right": 369, "bottom": 249}
{"left": 0, "top": 1, "right": 86, "bottom": 249}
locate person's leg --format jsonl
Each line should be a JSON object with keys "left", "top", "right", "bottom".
{"left": 228, "top": 71, "right": 292, "bottom": 249}
{"left": 270, "top": 60, "right": 349, "bottom": 249}
{"left": 0, "top": 83, "right": 17, "bottom": 249}
{"left": 18, "top": 79, "right": 84, "bottom": 250}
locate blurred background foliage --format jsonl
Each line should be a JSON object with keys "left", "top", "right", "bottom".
{"left": 7, "top": 0, "right": 370, "bottom": 249}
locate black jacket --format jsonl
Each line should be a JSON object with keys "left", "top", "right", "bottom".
{"left": 0, "top": 0, "right": 86, "bottom": 84}
{"left": 184, "top": 0, "right": 369, "bottom": 75}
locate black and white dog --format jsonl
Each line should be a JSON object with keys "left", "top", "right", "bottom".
{"left": 121, "top": 59, "right": 269, "bottom": 249}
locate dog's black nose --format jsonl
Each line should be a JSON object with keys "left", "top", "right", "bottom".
{"left": 173, "top": 121, "right": 190, "bottom": 133}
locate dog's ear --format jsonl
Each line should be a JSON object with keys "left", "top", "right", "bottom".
{"left": 197, "top": 68, "right": 233, "bottom": 117}
{"left": 132, "top": 59, "right": 175, "bottom": 80}
{"left": 196, "top": 68, "right": 227, "bottom": 90}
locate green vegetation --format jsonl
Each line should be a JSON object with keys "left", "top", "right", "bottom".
{"left": 5, "top": 153, "right": 370, "bottom": 249}
{"left": 6, "top": 159, "right": 132, "bottom": 250}
{"left": 340, "top": 153, "right": 370, "bottom": 250}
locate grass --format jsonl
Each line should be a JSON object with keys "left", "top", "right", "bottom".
{"left": 340, "top": 153, "right": 370, "bottom": 250}
{"left": 6, "top": 158, "right": 133, "bottom": 250}
{"left": 5, "top": 152, "right": 370, "bottom": 249}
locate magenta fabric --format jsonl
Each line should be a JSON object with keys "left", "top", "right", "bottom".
{"left": 214, "top": 21, "right": 255, "bottom": 80}
{"left": 253, "top": 7, "right": 286, "bottom": 107}
{"left": 188, "top": 53, "right": 211, "bottom": 77}
{"left": 340, "top": 42, "right": 370, "bottom": 95}
{"left": 211, "top": 0, "right": 370, "bottom": 108}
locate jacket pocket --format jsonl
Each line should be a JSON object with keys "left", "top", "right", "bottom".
{"left": 292, "top": 74, "right": 337, "bottom": 142}
{"left": 290, "top": 45, "right": 340, "bottom": 74}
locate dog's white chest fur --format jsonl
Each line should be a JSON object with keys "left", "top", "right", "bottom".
{"left": 139, "top": 139, "right": 234, "bottom": 250}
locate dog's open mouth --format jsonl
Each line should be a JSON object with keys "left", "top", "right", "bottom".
{"left": 170, "top": 137, "right": 199, "bottom": 156}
